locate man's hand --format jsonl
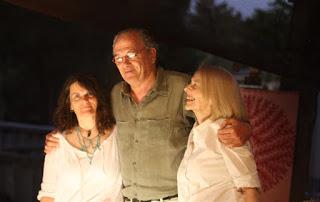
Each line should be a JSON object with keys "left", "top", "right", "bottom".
{"left": 44, "top": 130, "right": 60, "bottom": 154}
{"left": 242, "top": 187, "right": 260, "bottom": 202}
{"left": 218, "top": 118, "right": 252, "bottom": 147}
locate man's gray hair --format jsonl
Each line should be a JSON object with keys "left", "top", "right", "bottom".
{"left": 113, "top": 28, "right": 159, "bottom": 50}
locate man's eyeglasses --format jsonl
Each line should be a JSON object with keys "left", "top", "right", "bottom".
{"left": 112, "top": 49, "right": 145, "bottom": 64}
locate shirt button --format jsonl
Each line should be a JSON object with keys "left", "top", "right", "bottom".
{"left": 135, "top": 140, "right": 139, "bottom": 143}
{"left": 133, "top": 162, "right": 136, "bottom": 165}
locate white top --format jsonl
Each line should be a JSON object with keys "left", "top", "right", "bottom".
{"left": 177, "top": 119, "right": 260, "bottom": 202}
{"left": 38, "top": 127, "right": 122, "bottom": 202}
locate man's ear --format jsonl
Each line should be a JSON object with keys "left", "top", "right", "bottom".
{"left": 150, "top": 48, "right": 157, "bottom": 65}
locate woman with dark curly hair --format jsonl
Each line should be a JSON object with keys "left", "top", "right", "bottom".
{"left": 38, "top": 73, "right": 122, "bottom": 202}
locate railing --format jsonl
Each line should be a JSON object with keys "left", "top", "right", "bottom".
{"left": 0, "top": 120, "right": 53, "bottom": 153}
{"left": 0, "top": 121, "right": 53, "bottom": 202}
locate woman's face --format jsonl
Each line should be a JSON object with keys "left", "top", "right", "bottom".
{"left": 69, "top": 82, "right": 97, "bottom": 118}
{"left": 184, "top": 72, "right": 210, "bottom": 115}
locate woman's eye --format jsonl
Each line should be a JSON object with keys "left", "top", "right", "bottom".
{"left": 72, "top": 95, "right": 80, "bottom": 101}
{"left": 87, "top": 92, "right": 94, "bottom": 98}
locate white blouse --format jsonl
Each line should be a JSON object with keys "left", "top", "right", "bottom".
{"left": 177, "top": 119, "right": 260, "bottom": 202}
{"left": 38, "top": 127, "right": 122, "bottom": 202}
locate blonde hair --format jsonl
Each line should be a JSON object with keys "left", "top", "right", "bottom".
{"left": 197, "top": 64, "right": 248, "bottom": 121}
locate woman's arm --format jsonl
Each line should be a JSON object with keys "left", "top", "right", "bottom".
{"left": 38, "top": 135, "right": 61, "bottom": 201}
{"left": 242, "top": 187, "right": 260, "bottom": 202}
{"left": 215, "top": 123, "right": 261, "bottom": 192}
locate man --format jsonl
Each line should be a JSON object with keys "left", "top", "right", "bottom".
{"left": 45, "top": 28, "right": 251, "bottom": 202}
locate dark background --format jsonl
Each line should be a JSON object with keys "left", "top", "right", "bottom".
{"left": 1, "top": 0, "right": 319, "bottom": 124}
{"left": 0, "top": 0, "right": 319, "bottom": 201}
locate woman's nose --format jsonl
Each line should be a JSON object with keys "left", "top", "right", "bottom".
{"left": 184, "top": 84, "right": 190, "bottom": 93}
{"left": 82, "top": 94, "right": 91, "bottom": 102}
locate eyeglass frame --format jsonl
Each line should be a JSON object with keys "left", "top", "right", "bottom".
{"left": 112, "top": 48, "right": 147, "bottom": 64}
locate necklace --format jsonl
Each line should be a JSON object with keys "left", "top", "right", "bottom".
{"left": 79, "top": 126, "right": 94, "bottom": 137}
{"left": 76, "top": 126, "right": 101, "bottom": 164}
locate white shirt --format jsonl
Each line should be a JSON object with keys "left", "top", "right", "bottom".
{"left": 177, "top": 119, "right": 260, "bottom": 202}
{"left": 38, "top": 127, "right": 122, "bottom": 202}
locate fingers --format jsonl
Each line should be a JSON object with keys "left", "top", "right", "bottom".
{"left": 218, "top": 126, "right": 235, "bottom": 135}
{"left": 218, "top": 121, "right": 241, "bottom": 147}
{"left": 219, "top": 119, "right": 229, "bottom": 129}
{"left": 46, "top": 130, "right": 58, "bottom": 138}
{"left": 220, "top": 118, "right": 237, "bottom": 129}
{"left": 44, "top": 145, "right": 58, "bottom": 154}
{"left": 44, "top": 140, "right": 59, "bottom": 154}
{"left": 43, "top": 130, "right": 60, "bottom": 154}
{"left": 218, "top": 134, "right": 242, "bottom": 147}
{"left": 46, "top": 134, "right": 59, "bottom": 143}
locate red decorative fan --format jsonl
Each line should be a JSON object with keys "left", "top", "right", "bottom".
{"left": 242, "top": 95, "right": 295, "bottom": 192}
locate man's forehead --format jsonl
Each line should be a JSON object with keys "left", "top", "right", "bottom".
{"left": 113, "top": 34, "right": 143, "bottom": 53}
{"left": 115, "top": 32, "right": 143, "bottom": 45}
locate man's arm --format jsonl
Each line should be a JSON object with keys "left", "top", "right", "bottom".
{"left": 44, "top": 131, "right": 60, "bottom": 154}
{"left": 242, "top": 187, "right": 260, "bottom": 202}
{"left": 40, "top": 197, "right": 54, "bottom": 202}
{"left": 218, "top": 118, "right": 252, "bottom": 147}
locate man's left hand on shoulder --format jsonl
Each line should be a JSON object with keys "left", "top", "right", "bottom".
{"left": 218, "top": 118, "right": 252, "bottom": 147}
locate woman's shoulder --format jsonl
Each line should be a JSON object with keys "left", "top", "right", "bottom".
{"left": 207, "top": 118, "right": 225, "bottom": 132}
{"left": 52, "top": 131, "right": 65, "bottom": 140}
{"left": 44, "top": 131, "right": 68, "bottom": 158}
{"left": 105, "top": 125, "right": 117, "bottom": 136}
{"left": 100, "top": 125, "right": 117, "bottom": 142}
{"left": 54, "top": 130, "right": 75, "bottom": 149}
{"left": 112, "top": 125, "right": 117, "bottom": 134}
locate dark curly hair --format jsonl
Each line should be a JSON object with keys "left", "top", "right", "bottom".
{"left": 53, "top": 73, "right": 115, "bottom": 134}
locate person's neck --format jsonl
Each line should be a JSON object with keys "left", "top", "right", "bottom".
{"left": 77, "top": 115, "right": 96, "bottom": 131}
{"left": 130, "top": 70, "right": 157, "bottom": 103}
{"left": 194, "top": 111, "right": 211, "bottom": 125}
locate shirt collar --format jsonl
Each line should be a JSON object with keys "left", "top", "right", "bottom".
{"left": 193, "top": 118, "right": 224, "bottom": 133}
{"left": 152, "top": 67, "right": 167, "bottom": 96}
{"left": 193, "top": 118, "right": 212, "bottom": 130}
{"left": 120, "top": 67, "right": 168, "bottom": 97}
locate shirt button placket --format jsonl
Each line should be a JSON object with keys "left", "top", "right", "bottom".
{"left": 133, "top": 107, "right": 140, "bottom": 197}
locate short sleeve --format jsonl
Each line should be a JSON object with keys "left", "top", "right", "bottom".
{"left": 217, "top": 135, "right": 260, "bottom": 189}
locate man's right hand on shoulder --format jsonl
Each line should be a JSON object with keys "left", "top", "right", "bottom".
{"left": 44, "top": 130, "right": 60, "bottom": 154}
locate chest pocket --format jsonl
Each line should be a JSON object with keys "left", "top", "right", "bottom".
{"left": 138, "top": 118, "right": 171, "bottom": 145}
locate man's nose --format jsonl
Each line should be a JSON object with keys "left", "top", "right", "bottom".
{"left": 122, "top": 56, "right": 131, "bottom": 64}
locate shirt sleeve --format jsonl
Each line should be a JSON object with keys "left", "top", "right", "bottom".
{"left": 216, "top": 129, "right": 261, "bottom": 189}
{"left": 37, "top": 136, "right": 62, "bottom": 200}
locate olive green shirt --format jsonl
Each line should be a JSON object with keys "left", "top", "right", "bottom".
{"left": 111, "top": 68, "right": 193, "bottom": 200}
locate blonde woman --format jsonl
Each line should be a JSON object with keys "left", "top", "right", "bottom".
{"left": 177, "top": 65, "right": 260, "bottom": 202}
